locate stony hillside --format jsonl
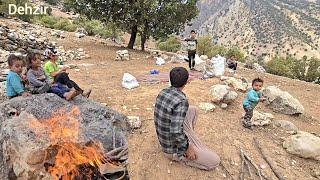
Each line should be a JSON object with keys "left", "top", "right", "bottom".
{"left": 186, "top": 0, "right": 320, "bottom": 60}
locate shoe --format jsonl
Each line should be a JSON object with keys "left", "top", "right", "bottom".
{"left": 82, "top": 89, "right": 92, "bottom": 98}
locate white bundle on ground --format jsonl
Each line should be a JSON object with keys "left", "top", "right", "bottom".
{"left": 194, "top": 54, "right": 206, "bottom": 72}
{"left": 156, "top": 57, "right": 166, "bottom": 65}
{"left": 122, "top": 73, "right": 139, "bottom": 89}
{"left": 116, "top": 50, "right": 130, "bottom": 61}
{"left": 204, "top": 55, "right": 226, "bottom": 77}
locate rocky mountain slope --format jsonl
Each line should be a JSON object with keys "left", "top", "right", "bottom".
{"left": 186, "top": 0, "right": 320, "bottom": 60}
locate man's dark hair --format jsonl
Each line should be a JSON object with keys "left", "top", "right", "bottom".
{"left": 170, "top": 67, "right": 189, "bottom": 88}
{"left": 191, "top": 30, "right": 196, "bottom": 33}
{"left": 252, "top": 78, "right": 264, "bottom": 86}
{"left": 7, "top": 54, "right": 22, "bottom": 66}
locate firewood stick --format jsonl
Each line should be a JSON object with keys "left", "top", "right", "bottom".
{"left": 253, "top": 138, "right": 285, "bottom": 180}
{"left": 241, "top": 149, "right": 264, "bottom": 180}
{"left": 220, "top": 161, "right": 236, "bottom": 180}
{"left": 240, "top": 151, "right": 246, "bottom": 180}
{"left": 245, "top": 159, "right": 254, "bottom": 180}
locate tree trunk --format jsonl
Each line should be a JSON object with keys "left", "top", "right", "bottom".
{"left": 127, "top": 25, "right": 138, "bottom": 49}
{"left": 141, "top": 33, "right": 147, "bottom": 51}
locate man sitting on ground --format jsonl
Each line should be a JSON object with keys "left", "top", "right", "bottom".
{"left": 154, "top": 67, "right": 220, "bottom": 170}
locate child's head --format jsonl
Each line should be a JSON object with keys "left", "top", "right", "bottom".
{"left": 170, "top": 67, "right": 189, "bottom": 89}
{"left": 8, "top": 54, "right": 24, "bottom": 74}
{"left": 190, "top": 30, "right": 196, "bottom": 39}
{"left": 252, "top": 78, "right": 264, "bottom": 91}
{"left": 26, "top": 52, "right": 41, "bottom": 69}
{"left": 44, "top": 48, "right": 58, "bottom": 61}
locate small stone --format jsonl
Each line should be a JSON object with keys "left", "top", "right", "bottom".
{"left": 222, "top": 173, "right": 227, "bottom": 178}
{"left": 127, "top": 116, "right": 141, "bottom": 129}
{"left": 260, "top": 164, "right": 267, "bottom": 169}
{"left": 199, "top": 103, "right": 216, "bottom": 112}
{"left": 167, "top": 169, "right": 171, "bottom": 174}
{"left": 221, "top": 103, "right": 228, "bottom": 109}
{"left": 146, "top": 108, "right": 153, "bottom": 111}
{"left": 101, "top": 103, "right": 107, "bottom": 106}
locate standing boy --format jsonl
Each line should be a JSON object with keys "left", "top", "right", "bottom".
{"left": 184, "top": 30, "right": 198, "bottom": 70}
{"left": 242, "top": 78, "right": 266, "bottom": 129}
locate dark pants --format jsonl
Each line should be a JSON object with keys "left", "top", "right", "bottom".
{"left": 50, "top": 83, "right": 70, "bottom": 98}
{"left": 243, "top": 106, "right": 253, "bottom": 127}
{"left": 228, "top": 62, "right": 238, "bottom": 71}
{"left": 188, "top": 51, "right": 196, "bottom": 69}
{"left": 54, "top": 72, "right": 83, "bottom": 93}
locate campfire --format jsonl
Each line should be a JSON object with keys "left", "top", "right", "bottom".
{"left": 24, "top": 107, "right": 127, "bottom": 180}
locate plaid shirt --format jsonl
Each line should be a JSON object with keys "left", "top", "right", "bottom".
{"left": 154, "top": 87, "right": 189, "bottom": 157}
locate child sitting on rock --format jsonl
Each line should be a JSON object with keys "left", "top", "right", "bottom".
{"left": 242, "top": 78, "right": 266, "bottom": 129}
{"left": 26, "top": 52, "right": 51, "bottom": 94}
{"left": 226, "top": 55, "right": 238, "bottom": 73}
{"left": 43, "top": 47, "right": 91, "bottom": 98}
{"left": 26, "top": 52, "right": 78, "bottom": 101}
{"left": 6, "top": 54, "right": 31, "bottom": 98}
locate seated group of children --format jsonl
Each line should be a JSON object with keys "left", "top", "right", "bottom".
{"left": 6, "top": 48, "right": 91, "bottom": 100}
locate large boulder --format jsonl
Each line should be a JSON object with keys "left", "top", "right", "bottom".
{"left": 263, "top": 86, "right": 304, "bottom": 115}
{"left": 210, "top": 85, "right": 238, "bottom": 104}
{"left": 283, "top": 131, "right": 320, "bottom": 161}
{"left": 0, "top": 94, "right": 129, "bottom": 179}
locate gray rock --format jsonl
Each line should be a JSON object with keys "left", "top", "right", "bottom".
{"left": 0, "top": 94, "right": 129, "bottom": 179}
{"left": 210, "top": 84, "right": 238, "bottom": 104}
{"left": 253, "top": 63, "right": 266, "bottom": 73}
{"left": 221, "top": 76, "right": 249, "bottom": 92}
{"left": 273, "top": 120, "right": 298, "bottom": 131}
{"left": 221, "top": 103, "right": 228, "bottom": 109}
{"left": 199, "top": 103, "right": 216, "bottom": 112}
{"left": 263, "top": 86, "right": 304, "bottom": 115}
{"left": 251, "top": 111, "right": 274, "bottom": 126}
{"left": 283, "top": 131, "right": 320, "bottom": 161}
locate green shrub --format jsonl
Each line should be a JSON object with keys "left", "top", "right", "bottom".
{"left": 266, "top": 56, "right": 295, "bottom": 78}
{"left": 157, "top": 36, "right": 181, "bottom": 52}
{"left": 305, "top": 58, "right": 320, "bottom": 84}
{"left": 45, "top": 0, "right": 59, "bottom": 5}
{"left": 197, "top": 36, "right": 214, "bottom": 55}
{"left": 34, "top": 15, "right": 57, "bottom": 28}
{"left": 53, "top": 18, "right": 77, "bottom": 31}
{"left": 266, "top": 56, "right": 320, "bottom": 83}
{"left": 73, "top": 17, "right": 118, "bottom": 38}
{"left": 207, "top": 45, "right": 227, "bottom": 58}
{"left": 226, "top": 46, "right": 246, "bottom": 62}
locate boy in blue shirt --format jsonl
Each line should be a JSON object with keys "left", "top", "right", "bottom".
{"left": 242, "top": 78, "right": 266, "bottom": 129}
{"left": 6, "top": 54, "right": 31, "bottom": 98}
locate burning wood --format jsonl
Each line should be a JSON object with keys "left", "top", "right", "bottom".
{"left": 0, "top": 94, "right": 129, "bottom": 180}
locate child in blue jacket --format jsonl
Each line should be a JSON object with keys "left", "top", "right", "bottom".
{"left": 242, "top": 78, "right": 266, "bottom": 129}
{"left": 6, "top": 54, "right": 31, "bottom": 98}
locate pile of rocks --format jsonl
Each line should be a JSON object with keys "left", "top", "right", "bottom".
{"left": 57, "top": 46, "right": 89, "bottom": 62}
{"left": 116, "top": 50, "right": 130, "bottom": 61}
{"left": 75, "top": 27, "right": 87, "bottom": 38}
{"left": 0, "top": 24, "right": 50, "bottom": 54}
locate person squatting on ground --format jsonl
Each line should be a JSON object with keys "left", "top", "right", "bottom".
{"left": 226, "top": 55, "right": 238, "bottom": 73}
{"left": 6, "top": 54, "right": 31, "bottom": 99}
{"left": 184, "top": 30, "right": 198, "bottom": 70}
{"left": 43, "top": 47, "right": 91, "bottom": 98}
{"left": 242, "top": 78, "right": 266, "bottom": 129}
{"left": 154, "top": 67, "right": 220, "bottom": 170}
{"left": 26, "top": 52, "right": 78, "bottom": 101}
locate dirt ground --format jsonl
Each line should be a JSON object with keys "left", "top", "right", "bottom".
{"left": 50, "top": 33, "right": 320, "bottom": 180}
{"left": 1, "top": 17, "right": 320, "bottom": 179}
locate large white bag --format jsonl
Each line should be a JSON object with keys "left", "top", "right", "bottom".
{"left": 211, "top": 55, "right": 226, "bottom": 76}
{"left": 122, "top": 73, "right": 139, "bottom": 89}
{"left": 194, "top": 54, "right": 206, "bottom": 72}
{"left": 156, "top": 57, "right": 166, "bottom": 65}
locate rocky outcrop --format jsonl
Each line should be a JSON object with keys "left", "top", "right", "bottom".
{"left": 263, "top": 86, "right": 304, "bottom": 115}
{"left": 0, "top": 94, "right": 129, "bottom": 179}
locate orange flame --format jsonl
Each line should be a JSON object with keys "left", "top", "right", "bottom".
{"left": 29, "top": 107, "right": 108, "bottom": 180}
